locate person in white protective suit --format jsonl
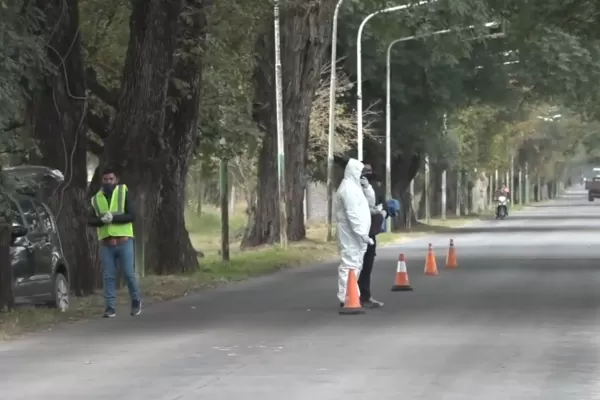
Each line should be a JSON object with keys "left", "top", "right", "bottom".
{"left": 334, "top": 158, "right": 373, "bottom": 307}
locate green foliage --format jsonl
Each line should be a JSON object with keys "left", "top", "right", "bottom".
{"left": 79, "top": 0, "right": 129, "bottom": 87}
{"left": 325, "top": 0, "right": 600, "bottom": 187}
{"left": 0, "top": 3, "right": 48, "bottom": 131}
{"left": 449, "top": 98, "right": 600, "bottom": 181}
{"left": 197, "top": 0, "right": 266, "bottom": 161}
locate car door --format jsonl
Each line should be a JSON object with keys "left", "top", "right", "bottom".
{"left": 32, "top": 200, "right": 55, "bottom": 294}
{"left": 8, "top": 200, "right": 34, "bottom": 301}
{"left": 18, "top": 198, "right": 49, "bottom": 300}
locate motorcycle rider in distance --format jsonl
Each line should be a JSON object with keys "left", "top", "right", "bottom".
{"left": 495, "top": 183, "right": 510, "bottom": 216}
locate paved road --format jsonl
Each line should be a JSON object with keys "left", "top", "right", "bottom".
{"left": 1, "top": 186, "right": 600, "bottom": 399}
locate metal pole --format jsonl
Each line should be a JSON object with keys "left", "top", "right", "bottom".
{"left": 385, "top": 40, "right": 393, "bottom": 231}
{"left": 326, "top": 0, "right": 346, "bottom": 242}
{"left": 488, "top": 173, "right": 493, "bottom": 210}
{"left": 357, "top": 0, "right": 437, "bottom": 160}
{"left": 274, "top": 0, "right": 287, "bottom": 247}
{"left": 220, "top": 156, "right": 230, "bottom": 262}
{"left": 525, "top": 161, "right": 529, "bottom": 204}
{"left": 471, "top": 168, "right": 477, "bottom": 215}
{"left": 456, "top": 170, "right": 462, "bottom": 216}
{"left": 518, "top": 168, "right": 523, "bottom": 204}
{"left": 424, "top": 155, "right": 430, "bottom": 224}
{"left": 441, "top": 170, "right": 447, "bottom": 220}
{"left": 408, "top": 179, "right": 414, "bottom": 228}
{"left": 494, "top": 169, "right": 498, "bottom": 192}
{"left": 510, "top": 156, "right": 514, "bottom": 204}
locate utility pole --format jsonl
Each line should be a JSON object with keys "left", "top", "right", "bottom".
{"left": 219, "top": 138, "right": 230, "bottom": 262}
{"left": 525, "top": 161, "right": 529, "bottom": 204}
{"left": 273, "top": 0, "right": 287, "bottom": 247}
{"left": 325, "top": 0, "right": 346, "bottom": 242}
{"left": 510, "top": 156, "right": 515, "bottom": 204}
{"left": 424, "top": 155, "right": 430, "bottom": 224}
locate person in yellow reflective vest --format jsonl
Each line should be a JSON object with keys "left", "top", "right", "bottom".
{"left": 88, "top": 167, "right": 142, "bottom": 318}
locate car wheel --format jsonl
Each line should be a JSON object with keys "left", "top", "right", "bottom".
{"left": 51, "top": 273, "right": 69, "bottom": 312}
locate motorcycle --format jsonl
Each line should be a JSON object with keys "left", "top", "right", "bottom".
{"left": 496, "top": 195, "right": 508, "bottom": 219}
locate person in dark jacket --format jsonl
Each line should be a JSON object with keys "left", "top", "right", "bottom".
{"left": 358, "top": 164, "right": 387, "bottom": 308}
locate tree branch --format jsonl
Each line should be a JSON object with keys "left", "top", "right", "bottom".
{"left": 86, "top": 136, "right": 104, "bottom": 157}
{"left": 2, "top": 121, "right": 25, "bottom": 133}
{"left": 85, "top": 67, "right": 118, "bottom": 108}
{"left": 87, "top": 110, "right": 111, "bottom": 139}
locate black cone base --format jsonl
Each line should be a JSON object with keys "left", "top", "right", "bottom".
{"left": 391, "top": 285, "right": 413, "bottom": 291}
{"left": 338, "top": 307, "right": 365, "bottom": 315}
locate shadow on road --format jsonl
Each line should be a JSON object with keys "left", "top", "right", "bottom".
{"left": 410, "top": 223, "right": 600, "bottom": 234}
{"left": 454, "top": 225, "right": 600, "bottom": 234}
{"left": 531, "top": 203, "right": 594, "bottom": 208}
{"left": 496, "top": 214, "right": 600, "bottom": 220}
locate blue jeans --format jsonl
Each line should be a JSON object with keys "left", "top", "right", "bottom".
{"left": 100, "top": 238, "right": 141, "bottom": 310}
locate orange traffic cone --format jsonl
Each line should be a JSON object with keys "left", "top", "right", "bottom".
{"left": 446, "top": 239, "right": 457, "bottom": 269}
{"left": 424, "top": 243, "right": 439, "bottom": 276}
{"left": 391, "top": 253, "right": 413, "bottom": 291}
{"left": 339, "top": 269, "right": 365, "bottom": 315}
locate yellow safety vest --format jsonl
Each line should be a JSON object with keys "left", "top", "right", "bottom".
{"left": 91, "top": 184, "right": 134, "bottom": 240}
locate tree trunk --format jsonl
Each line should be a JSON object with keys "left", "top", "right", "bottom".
{"left": 0, "top": 221, "right": 14, "bottom": 311}
{"left": 195, "top": 170, "right": 203, "bottom": 215}
{"left": 102, "top": 0, "right": 184, "bottom": 275}
{"left": 152, "top": 0, "right": 208, "bottom": 274}
{"left": 242, "top": 0, "right": 336, "bottom": 247}
{"left": 391, "top": 153, "right": 420, "bottom": 231}
{"left": 31, "top": 0, "right": 98, "bottom": 296}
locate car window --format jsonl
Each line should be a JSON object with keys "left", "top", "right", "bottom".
{"left": 33, "top": 201, "right": 54, "bottom": 232}
{"left": 19, "top": 199, "right": 42, "bottom": 233}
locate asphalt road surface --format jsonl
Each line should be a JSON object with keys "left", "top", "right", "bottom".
{"left": 1, "top": 186, "right": 600, "bottom": 400}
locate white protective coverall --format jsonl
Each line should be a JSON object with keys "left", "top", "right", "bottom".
{"left": 334, "top": 158, "right": 372, "bottom": 303}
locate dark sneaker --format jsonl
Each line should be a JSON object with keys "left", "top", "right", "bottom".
{"left": 361, "top": 298, "right": 384, "bottom": 308}
{"left": 339, "top": 302, "right": 344, "bottom": 308}
{"left": 131, "top": 300, "right": 142, "bottom": 316}
{"left": 103, "top": 308, "right": 116, "bottom": 318}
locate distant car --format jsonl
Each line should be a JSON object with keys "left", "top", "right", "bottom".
{"left": 2, "top": 165, "right": 69, "bottom": 311}
{"left": 8, "top": 194, "right": 70, "bottom": 311}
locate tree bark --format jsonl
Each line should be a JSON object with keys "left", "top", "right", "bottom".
{"left": 152, "top": 0, "right": 208, "bottom": 274}
{"left": 242, "top": 0, "right": 336, "bottom": 247}
{"left": 31, "top": 0, "right": 98, "bottom": 296}
{"left": 391, "top": 153, "right": 420, "bottom": 230}
{"left": 0, "top": 221, "right": 14, "bottom": 311}
{"left": 102, "top": 0, "right": 184, "bottom": 275}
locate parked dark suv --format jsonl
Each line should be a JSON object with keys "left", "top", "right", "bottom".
{"left": 4, "top": 166, "right": 70, "bottom": 311}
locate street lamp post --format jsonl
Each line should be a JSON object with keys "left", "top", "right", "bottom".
{"left": 274, "top": 0, "right": 287, "bottom": 247}
{"left": 510, "top": 155, "right": 514, "bottom": 204}
{"left": 326, "top": 0, "right": 347, "bottom": 242}
{"left": 357, "top": 0, "right": 437, "bottom": 161}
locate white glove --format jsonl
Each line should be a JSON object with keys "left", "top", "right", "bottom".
{"left": 374, "top": 204, "right": 383, "bottom": 213}
{"left": 361, "top": 235, "right": 374, "bottom": 246}
{"left": 101, "top": 212, "right": 113, "bottom": 224}
{"left": 360, "top": 176, "right": 369, "bottom": 188}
